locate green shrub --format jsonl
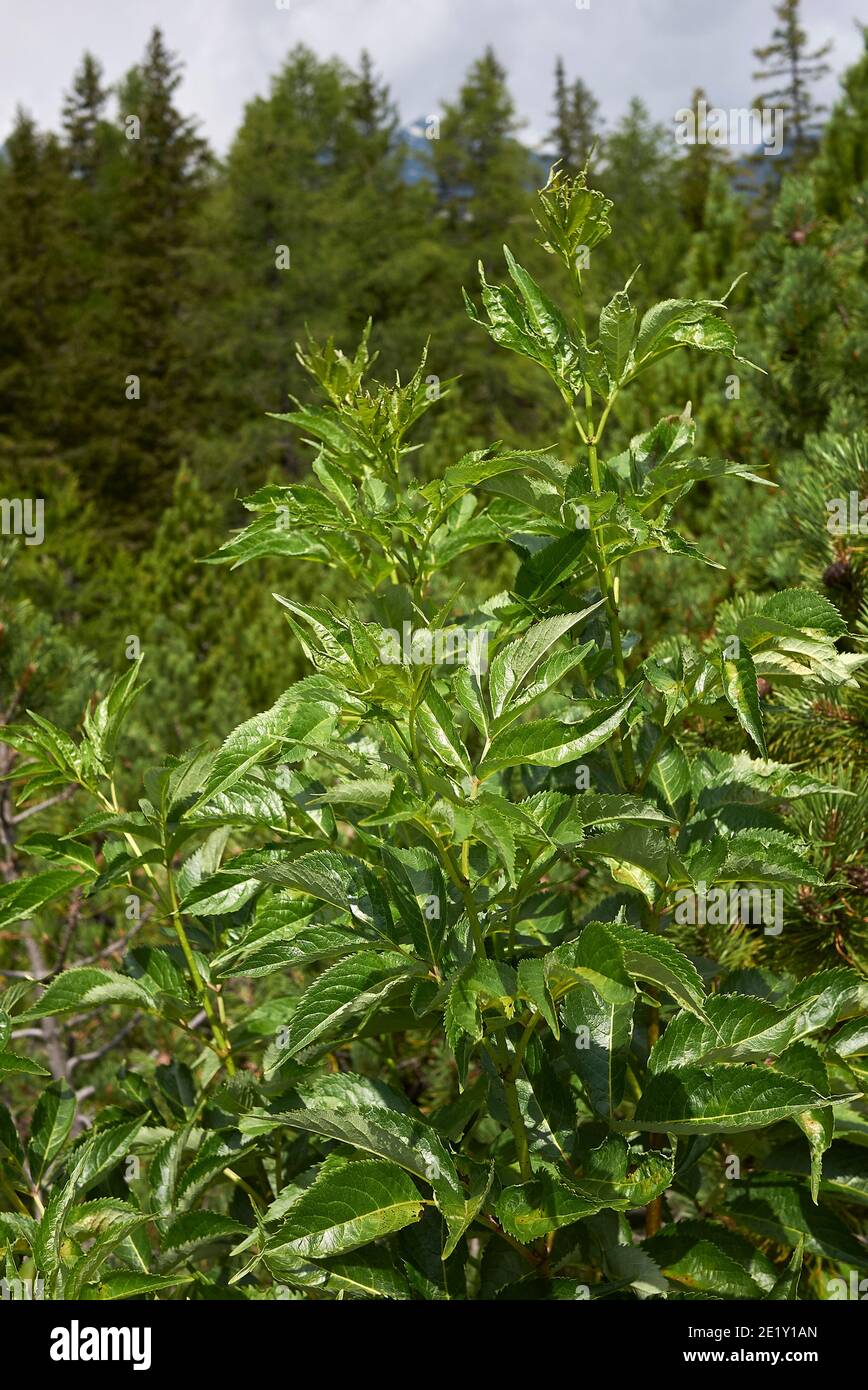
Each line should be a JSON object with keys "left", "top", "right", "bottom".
{"left": 1, "top": 170, "right": 866, "bottom": 1302}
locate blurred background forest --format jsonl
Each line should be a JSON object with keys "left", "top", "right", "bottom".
{"left": 1, "top": 0, "right": 866, "bottom": 987}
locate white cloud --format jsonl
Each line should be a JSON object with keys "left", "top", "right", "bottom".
{"left": 0, "top": 0, "right": 862, "bottom": 152}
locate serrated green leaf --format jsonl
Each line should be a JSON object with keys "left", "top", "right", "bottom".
{"left": 28, "top": 1082, "right": 76, "bottom": 1183}
{"left": 599, "top": 283, "right": 637, "bottom": 384}
{"left": 727, "top": 1176, "right": 868, "bottom": 1268}
{"left": 273, "top": 953, "right": 419, "bottom": 1062}
{"left": 648, "top": 994, "right": 799, "bottom": 1072}
{"left": 478, "top": 693, "right": 635, "bottom": 776}
{"left": 79, "top": 1271, "right": 193, "bottom": 1299}
{"left": 162, "top": 1211, "right": 248, "bottom": 1251}
{"left": 722, "top": 649, "right": 767, "bottom": 756}
{"left": 0, "top": 868, "right": 89, "bottom": 930}
{"left": 773, "top": 1042, "right": 833, "bottom": 1203}
{"left": 563, "top": 986, "right": 634, "bottom": 1118}
{"left": 645, "top": 1219, "right": 775, "bottom": 1298}
{"left": 634, "top": 1064, "right": 834, "bottom": 1134}
{"left": 0, "top": 1052, "right": 50, "bottom": 1079}
{"left": 21, "top": 968, "right": 154, "bottom": 1021}
{"left": 264, "top": 1159, "right": 424, "bottom": 1261}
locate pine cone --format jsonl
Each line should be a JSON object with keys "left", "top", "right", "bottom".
{"left": 845, "top": 864, "right": 868, "bottom": 895}
{"left": 823, "top": 558, "right": 853, "bottom": 589}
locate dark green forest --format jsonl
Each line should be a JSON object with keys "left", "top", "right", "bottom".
{"left": 1, "top": 0, "right": 867, "bottom": 1306}
{"left": 4, "top": 14, "right": 866, "bottom": 922}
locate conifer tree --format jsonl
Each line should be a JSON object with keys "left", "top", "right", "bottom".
{"left": 597, "top": 99, "right": 688, "bottom": 304}
{"left": 428, "top": 50, "right": 556, "bottom": 439}
{"left": 744, "top": 173, "right": 868, "bottom": 453}
{"left": 105, "top": 28, "right": 210, "bottom": 533}
{"left": 56, "top": 55, "right": 124, "bottom": 475}
{"left": 548, "top": 57, "right": 600, "bottom": 173}
{"left": 61, "top": 51, "right": 110, "bottom": 184}
{"left": 194, "top": 44, "right": 438, "bottom": 448}
{"left": 753, "top": 0, "right": 833, "bottom": 162}
{"left": 678, "top": 87, "right": 729, "bottom": 232}
{"left": 345, "top": 49, "right": 398, "bottom": 168}
{"left": 0, "top": 110, "right": 68, "bottom": 443}
{"left": 811, "top": 24, "right": 868, "bottom": 219}
{"left": 432, "top": 47, "right": 532, "bottom": 247}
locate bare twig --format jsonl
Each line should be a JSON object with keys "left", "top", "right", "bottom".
{"left": 67, "top": 1014, "right": 142, "bottom": 1073}
{"left": 11, "top": 787, "right": 77, "bottom": 825}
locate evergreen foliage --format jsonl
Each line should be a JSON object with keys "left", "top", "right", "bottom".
{"left": 0, "top": 4, "right": 866, "bottom": 1304}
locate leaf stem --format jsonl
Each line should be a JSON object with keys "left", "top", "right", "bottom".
{"left": 644, "top": 998, "right": 663, "bottom": 1238}
{"left": 166, "top": 861, "right": 236, "bottom": 1076}
{"left": 487, "top": 1036, "right": 533, "bottom": 1182}
{"left": 571, "top": 272, "right": 637, "bottom": 787}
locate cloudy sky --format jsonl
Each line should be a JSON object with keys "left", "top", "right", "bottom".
{"left": 1, "top": 0, "right": 863, "bottom": 151}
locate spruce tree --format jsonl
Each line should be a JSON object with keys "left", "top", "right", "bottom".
{"left": 678, "top": 87, "right": 729, "bottom": 232}
{"left": 597, "top": 99, "right": 688, "bottom": 303}
{"left": 194, "top": 44, "right": 438, "bottom": 451}
{"left": 57, "top": 54, "right": 124, "bottom": 476}
{"left": 0, "top": 111, "right": 68, "bottom": 443}
{"left": 753, "top": 0, "right": 833, "bottom": 162}
{"left": 105, "top": 27, "right": 210, "bottom": 534}
{"left": 548, "top": 58, "right": 600, "bottom": 173}
{"left": 432, "top": 47, "right": 532, "bottom": 247}
{"left": 345, "top": 49, "right": 397, "bottom": 167}
{"left": 811, "top": 24, "right": 868, "bottom": 219}
{"left": 744, "top": 173, "right": 868, "bottom": 453}
{"left": 428, "top": 50, "right": 555, "bottom": 440}
{"left": 61, "top": 51, "right": 110, "bottom": 184}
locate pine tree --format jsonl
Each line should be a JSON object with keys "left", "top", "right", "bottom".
{"left": 0, "top": 110, "right": 68, "bottom": 443}
{"left": 344, "top": 49, "right": 397, "bottom": 168}
{"left": 113, "top": 466, "right": 294, "bottom": 753}
{"left": 194, "top": 43, "right": 439, "bottom": 453}
{"left": 738, "top": 428, "right": 868, "bottom": 973}
{"left": 62, "top": 51, "right": 110, "bottom": 184}
{"left": 811, "top": 23, "right": 868, "bottom": 219}
{"left": 597, "top": 99, "right": 688, "bottom": 301}
{"left": 426, "top": 50, "right": 556, "bottom": 440}
{"left": 57, "top": 55, "right": 125, "bottom": 475}
{"left": 104, "top": 27, "right": 210, "bottom": 534}
{"left": 548, "top": 58, "right": 600, "bottom": 173}
{"left": 431, "top": 47, "right": 532, "bottom": 246}
{"left": 744, "top": 172, "right": 868, "bottom": 454}
{"left": 678, "top": 87, "right": 729, "bottom": 232}
{"left": 336, "top": 51, "right": 443, "bottom": 378}
{"left": 753, "top": 0, "right": 833, "bottom": 162}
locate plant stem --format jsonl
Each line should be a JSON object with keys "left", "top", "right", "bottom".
{"left": 223, "top": 1167, "right": 264, "bottom": 1210}
{"left": 0, "top": 1173, "right": 32, "bottom": 1218}
{"left": 475, "top": 1213, "right": 539, "bottom": 1264}
{"left": 644, "top": 998, "right": 663, "bottom": 1237}
{"left": 636, "top": 727, "right": 669, "bottom": 793}
{"left": 166, "top": 861, "right": 236, "bottom": 1076}
{"left": 406, "top": 689, "right": 487, "bottom": 959}
{"left": 487, "top": 1036, "right": 533, "bottom": 1182}
{"left": 570, "top": 274, "right": 637, "bottom": 787}
{"left": 502, "top": 1071, "right": 533, "bottom": 1182}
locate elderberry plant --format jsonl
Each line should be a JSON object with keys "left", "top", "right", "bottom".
{"left": 1, "top": 170, "right": 866, "bottom": 1301}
